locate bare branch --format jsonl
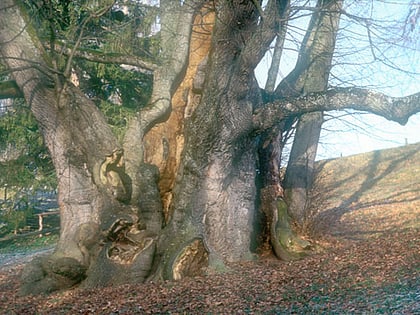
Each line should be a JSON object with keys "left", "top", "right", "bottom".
{"left": 62, "top": 1, "right": 116, "bottom": 80}
{"left": 253, "top": 87, "right": 420, "bottom": 131}
{"left": 251, "top": 0, "right": 264, "bottom": 19}
{"left": 56, "top": 45, "right": 158, "bottom": 73}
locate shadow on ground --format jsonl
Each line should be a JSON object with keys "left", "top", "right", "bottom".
{"left": 308, "top": 143, "right": 420, "bottom": 239}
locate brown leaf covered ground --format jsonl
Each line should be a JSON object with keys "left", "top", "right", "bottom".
{"left": 1, "top": 144, "right": 419, "bottom": 314}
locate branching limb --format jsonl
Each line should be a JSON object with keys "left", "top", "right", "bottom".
{"left": 62, "top": 1, "right": 116, "bottom": 79}
{"left": 241, "top": 0, "right": 290, "bottom": 70}
{"left": 122, "top": 1, "right": 202, "bottom": 175}
{"left": 54, "top": 44, "right": 158, "bottom": 74}
{"left": 253, "top": 87, "right": 420, "bottom": 131}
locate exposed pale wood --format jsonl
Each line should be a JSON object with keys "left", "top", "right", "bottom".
{"left": 143, "top": 7, "right": 214, "bottom": 219}
{"left": 37, "top": 211, "right": 59, "bottom": 231}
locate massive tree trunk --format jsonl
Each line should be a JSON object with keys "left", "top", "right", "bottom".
{"left": 143, "top": 6, "right": 215, "bottom": 220}
{"left": 0, "top": 0, "right": 188, "bottom": 293}
{"left": 153, "top": 0, "right": 286, "bottom": 278}
{"left": 0, "top": 1, "right": 122, "bottom": 294}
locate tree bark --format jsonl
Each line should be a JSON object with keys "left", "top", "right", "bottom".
{"left": 1, "top": 0, "right": 155, "bottom": 294}
{"left": 283, "top": 112, "right": 323, "bottom": 227}
{"left": 280, "top": 0, "right": 342, "bottom": 228}
{"left": 0, "top": 3, "right": 100, "bottom": 293}
{"left": 253, "top": 88, "right": 420, "bottom": 131}
{"left": 123, "top": 0, "right": 200, "bottom": 203}
{"left": 153, "top": 0, "right": 288, "bottom": 279}
{"left": 258, "top": 0, "right": 342, "bottom": 256}
{"left": 257, "top": 0, "right": 299, "bottom": 258}
{"left": 143, "top": 5, "right": 214, "bottom": 221}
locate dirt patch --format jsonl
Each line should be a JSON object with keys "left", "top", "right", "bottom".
{"left": 0, "top": 247, "right": 54, "bottom": 272}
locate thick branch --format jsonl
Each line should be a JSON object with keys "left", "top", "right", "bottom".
{"left": 0, "top": 80, "right": 23, "bottom": 99}
{"left": 241, "top": 0, "right": 290, "bottom": 71}
{"left": 253, "top": 87, "right": 420, "bottom": 131}
{"left": 56, "top": 45, "right": 158, "bottom": 73}
{"left": 123, "top": 0, "right": 201, "bottom": 175}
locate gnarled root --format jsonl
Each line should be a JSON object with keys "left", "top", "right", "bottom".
{"left": 20, "top": 255, "right": 87, "bottom": 296}
{"left": 260, "top": 185, "right": 311, "bottom": 261}
{"left": 106, "top": 218, "right": 156, "bottom": 265}
{"left": 271, "top": 198, "right": 311, "bottom": 261}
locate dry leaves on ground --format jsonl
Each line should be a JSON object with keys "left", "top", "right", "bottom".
{"left": 1, "top": 225, "right": 418, "bottom": 314}
{"left": 1, "top": 144, "right": 419, "bottom": 314}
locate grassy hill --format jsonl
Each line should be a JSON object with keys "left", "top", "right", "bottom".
{"left": 309, "top": 142, "right": 420, "bottom": 242}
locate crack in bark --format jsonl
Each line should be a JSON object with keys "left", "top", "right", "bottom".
{"left": 106, "top": 219, "right": 156, "bottom": 265}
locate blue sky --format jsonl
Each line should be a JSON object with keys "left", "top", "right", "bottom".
{"left": 256, "top": 0, "right": 420, "bottom": 160}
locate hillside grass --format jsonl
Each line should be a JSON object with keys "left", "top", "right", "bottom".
{"left": 308, "top": 142, "right": 420, "bottom": 242}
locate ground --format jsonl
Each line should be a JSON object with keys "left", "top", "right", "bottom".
{"left": 0, "top": 144, "right": 419, "bottom": 314}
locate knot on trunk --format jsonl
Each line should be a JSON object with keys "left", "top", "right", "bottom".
{"left": 172, "top": 238, "right": 209, "bottom": 280}
{"left": 260, "top": 186, "right": 311, "bottom": 261}
{"left": 100, "top": 148, "right": 132, "bottom": 203}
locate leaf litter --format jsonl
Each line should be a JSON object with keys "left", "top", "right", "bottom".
{"left": 0, "top": 144, "right": 419, "bottom": 314}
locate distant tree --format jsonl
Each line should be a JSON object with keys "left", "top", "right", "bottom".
{"left": 0, "top": 99, "right": 55, "bottom": 236}
{"left": 0, "top": 0, "right": 419, "bottom": 295}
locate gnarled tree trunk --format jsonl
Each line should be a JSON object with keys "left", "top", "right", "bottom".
{"left": 143, "top": 6, "right": 215, "bottom": 221}
{"left": 0, "top": 1, "right": 124, "bottom": 294}
{"left": 154, "top": 0, "right": 283, "bottom": 277}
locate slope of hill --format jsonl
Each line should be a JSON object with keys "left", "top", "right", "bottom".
{"left": 309, "top": 142, "right": 420, "bottom": 242}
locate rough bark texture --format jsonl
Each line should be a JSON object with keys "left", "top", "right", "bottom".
{"left": 281, "top": 0, "right": 342, "bottom": 228}
{"left": 159, "top": 2, "right": 259, "bottom": 267}
{"left": 253, "top": 88, "right": 420, "bottom": 131}
{"left": 257, "top": 0, "right": 342, "bottom": 257}
{"left": 123, "top": 0, "right": 200, "bottom": 186}
{"left": 256, "top": 0, "right": 293, "bottom": 258}
{"left": 0, "top": 0, "right": 122, "bottom": 294}
{"left": 283, "top": 112, "right": 323, "bottom": 227}
{"left": 154, "top": 0, "right": 286, "bottom": 278}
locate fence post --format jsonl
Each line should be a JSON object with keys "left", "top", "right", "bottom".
{"left": 38, "top": 214, "right": 43, "bottom": 231}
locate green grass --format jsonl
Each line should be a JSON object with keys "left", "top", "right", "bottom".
{"left": 0, "top": 232, "right": 58, "bottom": 254}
